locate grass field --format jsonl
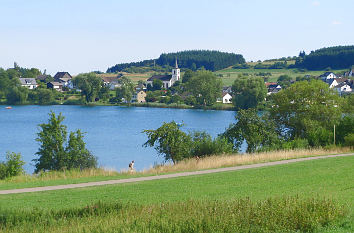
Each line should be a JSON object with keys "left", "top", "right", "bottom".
{"left": 0, "top": 155, "right": 353, "bottom": 232}
{"left": 215, "top": 68, "right": 347, "bottom": 86}
{"left": 0, "top": 148, "right": 350, "bottom": 191}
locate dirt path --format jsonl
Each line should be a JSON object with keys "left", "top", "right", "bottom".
{"left": 0, "top": 153, "right": 353, "bottom": 195}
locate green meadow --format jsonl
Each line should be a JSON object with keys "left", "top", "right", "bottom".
{"left": 0, "top": 156, "right": 353, "bottom": 232}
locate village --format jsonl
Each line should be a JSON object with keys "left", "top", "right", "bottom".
{"left": 14, "top": 62, "right": 354, "bottom": 107}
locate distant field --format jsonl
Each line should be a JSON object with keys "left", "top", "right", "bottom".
{"left": 215, "top": 67, "right": 347, "bottom": 86}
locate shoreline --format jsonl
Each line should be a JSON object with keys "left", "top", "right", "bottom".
{"left": 0, "top": 102, "right": 236, "bottom": 111}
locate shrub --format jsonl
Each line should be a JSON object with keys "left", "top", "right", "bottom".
{"left": 344, "top": 133, "right": 354, "bottom": 147}
{"left": 0, "top": 152, "right": 25, "bottom": 180}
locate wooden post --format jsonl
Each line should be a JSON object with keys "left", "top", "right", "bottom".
{"left": 334, "top": 124, "right": 336, "bottom": 145}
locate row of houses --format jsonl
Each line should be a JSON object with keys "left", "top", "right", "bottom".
{"left": 319, "top": 71, "right": 353, "bottom": 95}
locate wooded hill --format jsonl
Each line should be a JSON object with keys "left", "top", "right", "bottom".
{"left": 106, "top": 50, "right": 245, "bottom": 73}
{"left": 295, "top": 45, "right": 354, "bottom": 70}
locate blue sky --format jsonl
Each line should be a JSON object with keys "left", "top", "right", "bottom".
{"left": 0, "top": 0, "right": 353, "bottom": 75}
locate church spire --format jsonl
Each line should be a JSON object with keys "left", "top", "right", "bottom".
{"left": 175, "top": 58, "right": 178, "bottom": 69}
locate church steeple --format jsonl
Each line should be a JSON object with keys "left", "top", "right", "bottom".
{"left": 172, "top": 58, "right": 180, "bottom": 82}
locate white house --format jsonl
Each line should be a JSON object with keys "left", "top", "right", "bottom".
{"left": 319, "top": 72, "right": 337, "bottom": 81}
{"left": 146, "top": 60, "right": 180, "bottom": 89}
{"left": 53, "top": 72, "right": 74, "bottom": 89}
{"left": 101, "top": 76, "right": 121, "bottom": 90}
{"left": 19, "top": 78, "right": 38, "bottom": 89}
{"left": 222, "top": 93, "right": 232, "bottom": 104}
{"left": 335, "top": 83, "right": 352, "bottom": 95}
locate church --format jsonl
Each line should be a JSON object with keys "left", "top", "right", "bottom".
{"left": 146, "top": 60, "right": 180, "bottom": 89}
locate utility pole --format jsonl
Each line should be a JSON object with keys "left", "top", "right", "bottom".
{"left": 334, "top": 124, "right": 336, "bottom": 145}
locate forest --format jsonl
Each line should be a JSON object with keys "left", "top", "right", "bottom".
{"left": 295, "top": 45, "right": 354, "bottom": 70}
{"left": 106, "top": 50, "right": 245, "bottom": 73}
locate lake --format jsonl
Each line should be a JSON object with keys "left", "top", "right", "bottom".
{"left": 0, "top": 105, "right": 240, "bottom": 173}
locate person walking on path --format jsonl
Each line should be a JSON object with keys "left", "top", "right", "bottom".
{"left": 129, "top": 160, "right": 135, "bottom": 172}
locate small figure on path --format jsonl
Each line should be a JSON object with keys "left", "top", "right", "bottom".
{"left": 129, "top": 160, "right": 135, "bottom": 172}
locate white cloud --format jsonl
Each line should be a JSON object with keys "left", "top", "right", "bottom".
{"left": 312, "top": 1, "right": 320, "bottom": 6}
{"left": 331, "top": 20, "right": 342, "bottom": 25}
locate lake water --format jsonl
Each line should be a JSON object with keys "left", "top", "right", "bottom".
{"left": 0, "top": 105, "right": 240, "bottom": 173}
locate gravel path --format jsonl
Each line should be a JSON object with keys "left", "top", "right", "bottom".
{"left": 0, "top": 153, "right": 352, "bottom": 195}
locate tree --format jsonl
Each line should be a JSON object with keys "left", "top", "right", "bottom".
{"left": 152, "top": 79, "right": 163, "bottom": 90}
{"left": 6, "top": 86, "right": 28, "bottom": 104}
{"left": 143, "top": 122, "right": 192, "bottom": 163}
{"left": 73, "top": 73, "right": 103, "bottom": 103}
{"left": 190, "top": 131, "right": 233, "bottom": 157}
{"left": 221, "top": 109, "right": 279, "bottom": 153}
{"left": 269, "top": 80, "right": 342, "bottom": 146}
{"left": 186, "top": 70, "right": 222, "bottom": 106}
{"left": 277, "top": 75, "right": 292, "bottom": 89}
{"left": 232, "top": 76, "right": 267, "bottom": 110}
{"left": 182, "top": 69, "right": 194, "bottom": 83}
{"left": 65, "top": 130, "right": 97, "bottom": 170}
{"left": 34, "top": 112, "right": 67, "bottom": 172}
{"left": 33, "top": 112, "right": 97, "bottom": 172}
{"left": 116, "top": 76, "right": 135, "bottom": 103}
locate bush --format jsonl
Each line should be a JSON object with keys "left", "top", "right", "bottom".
{"left": 190, "top": 132, "right": 233, "bottom": 157}
{"left": 0, "top": 152, "right": 25, "bottom": 180}
{"left": 281, "top": 138, "right": 309, "bottom": 150}
{"left": 344, "top": 133, "right": 354, "bottom": 147}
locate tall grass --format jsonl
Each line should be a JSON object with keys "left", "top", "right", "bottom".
{"left": 144, "top": 147, "right": 352, "bottom": 174}
{"left": 0, "top": 196, "right": 348, "bottom": 233}
{"left": 0, "top": 147, "right": 351, "bottom": 184}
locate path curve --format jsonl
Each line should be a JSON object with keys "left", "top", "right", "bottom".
{"left": 1, "top": 153, "right": 353, "bottom": 195}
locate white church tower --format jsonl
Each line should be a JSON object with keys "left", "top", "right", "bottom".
{"left": 172, "top": 59, "right": 180, "bottom": 82}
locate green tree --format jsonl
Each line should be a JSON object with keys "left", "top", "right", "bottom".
{"left": 73, "top": 73, "right": 103, "bottom": 103}
{"left": 116, "top": 76, "right": 135, "bottom": 103}
{"left": 152, "top": 79, "right": 163, "bottom": 90}
{"left": 186, "top": 70, "right": 222, "bottom": 106}
{"left": 277, "top": 75, "right": 292, "bottom": 89}
{"left": 34, "top": 112, "right": 67, "bottom": 172}
{"left": 190, "top": 131, "right": 233, "bottom": 157}
{"left": 232, "top": 76, "right": 267, "bottom": 110}
{"left": 33, "top": 112, "right": 97, "bottom": 172}
{"left": 65, "top": 130, "right": 97, "bottom": 170}
{"left": 182, "top": 69, "right": 194, "bottom": 83}
{"left": 269, "top": 80, "right": 342, "bottom": 146}
{"left": 222, "top": 109, "right": 279, "bottom": 153}
{"left": 6, "top": 86, "right": 28, "bottom": 104}
{"left": 143, "top": 122, "right": 192, "bottom": 163}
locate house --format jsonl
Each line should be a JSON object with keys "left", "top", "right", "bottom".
{"left": 319, "top": 72, "right": 337, "bottom": 80}
{"left": 344, "top": 67, "right": 354, "bottom": 77}
{"left": 266, "top": 82, "right": 282, "bottom": 95}
{"left": 101, "top": 76, "right": 121, "bottom": 90}
{"left": 222, "top": 86, "right": 232, "bottom": 94}
{"left": 132, "top": 90, "right": 147, "bottom": 103}
{"left": 53, "top": 72, "right": 74, "bottom": 89}
{"left": 222, "top": 93, "right": 232, "bottom": 104}
{"left": 335, "top": 83, "right": 352, "bottom": 95}
{"left": 47, "top": 82, "right": 64, "bottom": 91}
{"left": 146, "top": 60, "right": 180, "bottom": 89}
{"left": 19, "top": 78, "right": 38, "bottom": 89}
{"left": 326, "top": 77, "right": 348, "bottom": 88}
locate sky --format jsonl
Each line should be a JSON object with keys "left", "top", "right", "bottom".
{"left": 0, "top": 0, "right": 353, "bottom": 75}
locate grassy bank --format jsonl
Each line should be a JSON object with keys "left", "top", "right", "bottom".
{"left": 0, "top": 155, "right": 353, "bottom": 232}
{"left": 0, "top": 147, "right": 352, "bottom": 190}
{"left": 0, "top": 197, "right": 348, "bottom": 233}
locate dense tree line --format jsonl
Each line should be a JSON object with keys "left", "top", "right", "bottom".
{"left": 156, "top": 50, "right": 245, "bottom": 71}
{"left": 106, "top": 50, "right": 245, "bottom": 73}
{"left": 295, "top": 45, "right": 354, "bottom": 70}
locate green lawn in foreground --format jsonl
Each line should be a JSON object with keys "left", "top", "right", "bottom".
{"left": 1, "top": 156, "right": 353, "bottom": 211}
